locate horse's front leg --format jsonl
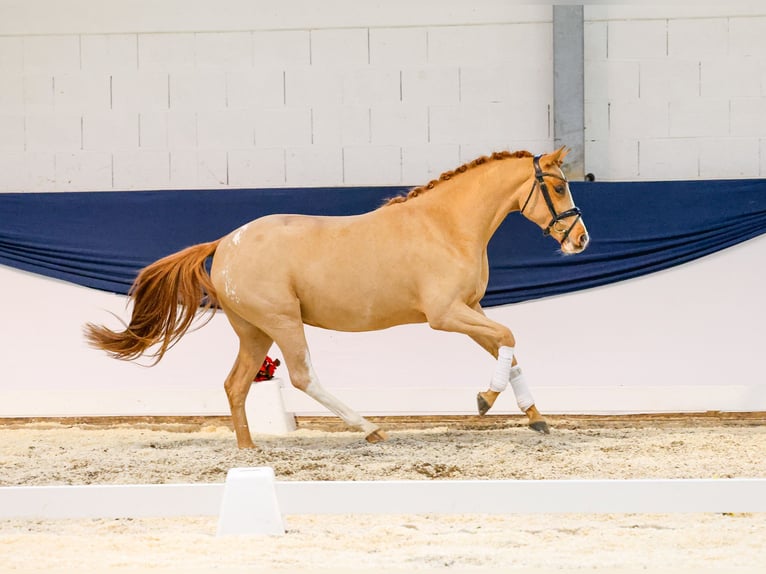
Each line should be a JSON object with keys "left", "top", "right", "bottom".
{"left": 427, "top": 301, "right": 549, "bottom": 434}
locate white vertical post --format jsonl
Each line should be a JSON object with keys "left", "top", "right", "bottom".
{"left": 217, "top": 467, "right": 285, "bottom": 536}
{"left": 246, "top": 378, "right": 297, "bottom": 435}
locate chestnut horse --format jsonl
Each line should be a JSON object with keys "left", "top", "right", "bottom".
{"left": 85, "top": 147, "right": 589, "bottom": 448}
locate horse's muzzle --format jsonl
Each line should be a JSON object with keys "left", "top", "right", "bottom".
{"left": 562, "top": 229, "right": 589, "bottom": 254}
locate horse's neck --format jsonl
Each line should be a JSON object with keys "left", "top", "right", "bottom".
{"left": 421, "top": 161, "right": 530, "bottom": 246}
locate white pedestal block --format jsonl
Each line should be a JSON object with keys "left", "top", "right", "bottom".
{"left": 245, "top": 378, "right": 297, "bottom": 435}
{"left": 217, "top": 467, "right": 285, "bottom": 536}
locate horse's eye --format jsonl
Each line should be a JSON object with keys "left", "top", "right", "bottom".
{"left": 554, "top": 185, "right": 566, "bottom": 195}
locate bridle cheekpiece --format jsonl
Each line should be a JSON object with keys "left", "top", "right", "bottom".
{"left": 520, "top": 155, "right": 582, "bottom": 243}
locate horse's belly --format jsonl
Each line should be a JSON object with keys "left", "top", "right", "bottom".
{"left": 299, "top": 291, "right": 427, "bottom": 332}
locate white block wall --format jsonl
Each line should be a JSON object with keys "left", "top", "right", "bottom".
{"left": 4, "top": 3, "right": 766, "bottom": 190}
{"left": 0, "top": 1, "right": 553, "bottom": 192}
{"left": 585, "top": 5, "right": 766, "bottom": 180}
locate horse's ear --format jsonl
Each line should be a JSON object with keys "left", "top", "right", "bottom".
{"left": 543, "top": 146, "right": 569, "bottom": 167}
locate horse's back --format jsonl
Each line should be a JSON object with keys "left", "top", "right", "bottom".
{"left": 210, "top": 211, "right": 430, "bottom": 330}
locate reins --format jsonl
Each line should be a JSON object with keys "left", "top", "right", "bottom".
{"left": 520, "top": 155, "right": 583, "bottom": 242}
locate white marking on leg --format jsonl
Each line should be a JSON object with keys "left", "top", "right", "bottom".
{"left": 303, "top": 351, "right": 378, "bottom": 435}
{"left": 489, "top": 345, "right": 515, "bottom": 392}
{"left": 509, "top": 365, "right": 535, "bottom": 411}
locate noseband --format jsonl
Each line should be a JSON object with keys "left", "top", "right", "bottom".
{"left": 520, "top": 155, "right": 582, "bottom": 242}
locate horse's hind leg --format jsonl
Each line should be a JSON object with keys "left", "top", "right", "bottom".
{"left": 271, "top": 322, "right": 387, "bottom": 442}
{"left": 222, "top": 310, "right": 274, "bottom": 448}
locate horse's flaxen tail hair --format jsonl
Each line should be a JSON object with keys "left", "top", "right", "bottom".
{"left": 84, "top": 240, "right": 222, "bottom": 364}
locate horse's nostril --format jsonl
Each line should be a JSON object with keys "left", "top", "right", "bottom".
{"left": 580, "top": 232, "right": 589, "bottom": 246}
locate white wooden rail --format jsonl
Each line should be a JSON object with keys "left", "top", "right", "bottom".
{"left": 2, "top": 478, "right": 765, "bottom": 520}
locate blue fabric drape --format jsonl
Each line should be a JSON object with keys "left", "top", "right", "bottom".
{"left": 1, "top": 179, "right": 765, "bottom": 307}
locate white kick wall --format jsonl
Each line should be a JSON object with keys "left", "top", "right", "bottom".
{"left": 1, "top": 2, "right": 765, "bottom": 417}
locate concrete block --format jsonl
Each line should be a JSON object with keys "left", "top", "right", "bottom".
{"left": 311, "top": 106, "right": 370, "bottom": 146}
{"left": 311, "top": 29, "right": 368, "bottom": 67}
{"left": 0, "top": 151, "right": 55, "bottom": 192}
{"left": 584, "top": 138, "right": 639, "bottom": 181}
{"left": 0, "top": 37, "right": 23, "bottom": 72}
{"left": 253, "top": 30, "right": 310, "bottom": 68}
{"left": 429, "top": 104, "right": 489, "bottom": 144}
{"left": 285, "top": 146, "right": 343, "bottom": 187}
{"left": 698, "top": 138, "right": 760, "bottom": 179}
{"left": 342, "top": 68, "right": 400, "bottom": 106}
{"left": 668, "top": 99, "right": 729, "bottom": 138}
{"left": 25, "top": 114, "right": 81, "bottom": 151}
{"left": 255, "top": 107, "right": 311, "bottom": 147}
{"left": 701, "top": 58, "right": 762, "bottom": 98}
{"left": 81, "top": 35, "right": 137, "bottom": 71}
{"left": 609, "top": 100, "right": 668, "bottom": 138}
{"left": 343, "top": 145, "right": 401, "bottom": 186}
{"left": 0, "top": 152, "right": 27, "bottom": 191}
{"left": 584, "top": 21, "right": 607, "bottom": 61}
{"left": 668, "top": 18, "right": 728, "bottom": 60}
{"left": 197, "top": 110, "right": 255, "bottom": 149}
{"left": 83, "top": 112, "right": 139, "bottom": 151}
{"left": 369, "top": 28, "right": 427, "bottom": 66}
{"left": 640, "top": 60, "right": 699, "bottom": 101}
{"left": 196, "top": 149, "right": 228, "bottom": 187}
{"left": 138, "top": 33, "right": 195, "bottom": 71}
{"left": 584, "top": 60, "right": 639, "bottom": 101}
{"left": 111, "top": 71, "right": 169, "bottom": 111}
{"left": 584, "top": 100, "right": 609, "bottom": 141}
{"left": 401, "top": 144, "right": 460, "bottom": 186}
{"left": 54, "top": 151, "right": 112, "bottom": 191}
{"left": 0, "top": 115, "right": 24, "bottom": 151}
{"left": 285, "top": 68, "right": 343, "bottom": 106}
{"left": 112, "top": 150, "right": 170, "bottom": 189}
{"left": 169, "top": 72, "right": 227, "bottom": 111}
{"left": 0, "top": 77, "right": 23, "bottom": 112}
{"left": 608, "top": 20, "right": 667, "bottom": 59}
{"left": 461, "top": 62, "right": 552, "bottom": 104}
{"left": 401, "top": 68, "right": 459, "bottom": 105}
{"left": 729, "top": 17, "right": 766, "bottom": 57}
{"left": 761, "top": 139, "right": 766, "bottom": 177}
{"left": 195, "top": 32, "right": 252, "bottom": 69}
{"left": 228, "top": 148, "right": 285, "bottom": 187}
{"left": 370, "top": 105, "right": 428, "bottom": 146}
{"left": 138, "top": 113, "right": 167, "bottom": 149}
{"left": 486, "top": 101, "right": 550, "bottom": 141}
{"left": 23, "top": 35, "right": 80, "bottom": 72}
{"left": 167, "top": 112, "right": 198, "bottom": 149}
{"left": 23, "top": 75, "right": 54, "bottom": 112}
{"left": 730, "top": 98, "right": 766, "bottom": 137}
{"left": 429, "top": 24, "right": 551, "bottom": 65}
{"left": 227, "top": 69, "right": 284, "bottom": 109}
{"left": 639, "top": 138, "right": 699, "bottom": 180}
{"left": 169, "top": 150, "right": 198, "bottom": 188}
{"left": 53, "top": 73, "right": 111, "bottom": 112}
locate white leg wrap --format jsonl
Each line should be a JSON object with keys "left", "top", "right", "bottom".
{"left": 489, "top": 346, "right": 515, "bottom": 392}
{"left": 509, "top": 366, "right": 535, "bottom": 411}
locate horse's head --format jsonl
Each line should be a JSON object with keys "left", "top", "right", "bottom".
{"left": 519, "top": 147, "right": 589, "bottom": 255}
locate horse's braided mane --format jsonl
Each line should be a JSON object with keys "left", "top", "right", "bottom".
{"left": 384, "top": 149, "right": 534, "bottom": 207}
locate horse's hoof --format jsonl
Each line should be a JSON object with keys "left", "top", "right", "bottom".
{"left": 477, "top": 393, "right": 491, "bottom": 416}
{"left": 365, "top": 429, "right": 389, "bottom": 443}
{"left": 529, "top": 420, "right": 550, "bottom": 435}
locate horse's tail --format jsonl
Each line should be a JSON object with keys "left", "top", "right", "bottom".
{"left": 84, "top": 240, "right": 222, "bottom": 364}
